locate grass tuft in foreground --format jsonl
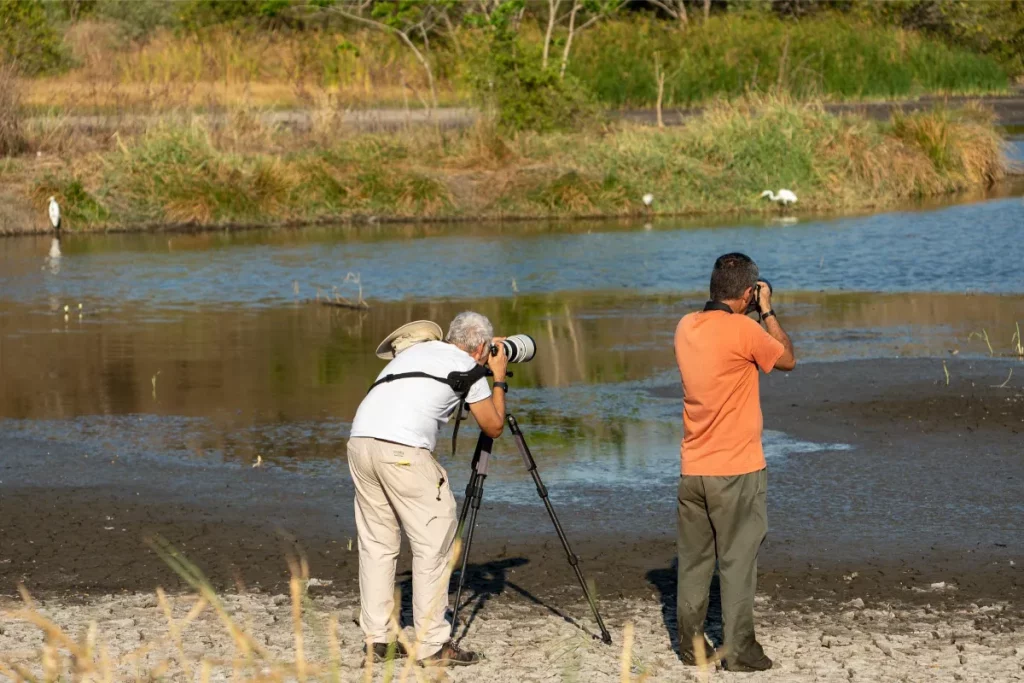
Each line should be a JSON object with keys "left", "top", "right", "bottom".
{"left": 10, "top": 97, "right": 1007, "bottom": 233}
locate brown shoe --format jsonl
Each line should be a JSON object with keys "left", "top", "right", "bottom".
{"left": 726, "top": 644, "right": 773, "bottom": 672}
{"left": 364, "top": 641, "right": 408, "bottom": 663}
{"left": 417, "top": 640, "right": 482, "bottom": 667}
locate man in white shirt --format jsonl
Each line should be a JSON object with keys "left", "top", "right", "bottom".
{"left": 348, "top": 311, "right": 508, "bottom": 667}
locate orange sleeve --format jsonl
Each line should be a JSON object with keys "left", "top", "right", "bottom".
{"left": 745, "top": 318, "right": 785, "bottom": 373}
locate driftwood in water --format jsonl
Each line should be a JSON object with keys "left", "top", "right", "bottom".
{"left": 315, "top": 272, "right": 369, "bottom": 310}
{"left": 319, "top": 298, "right": 369, "bottom": 310}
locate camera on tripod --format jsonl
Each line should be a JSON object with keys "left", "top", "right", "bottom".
{"left": 490, "top": 334, "right": 537, "bottom": 363}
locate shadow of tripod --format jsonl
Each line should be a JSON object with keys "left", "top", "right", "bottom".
{"left": 449, "top": 413, "right": 613, "bottom": 645}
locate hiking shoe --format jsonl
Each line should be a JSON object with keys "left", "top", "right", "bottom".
{"left": 417, "top": 640, "right": 482, "bottom": 667}
{"left": 726, "top": 647, "right": 773, "bottom": 672}
{"left": 363, "top": 641, "right": 408, "bottom": 663}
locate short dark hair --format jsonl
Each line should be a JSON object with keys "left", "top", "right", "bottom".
{"left": 710, "top": 252, "right": 758, "bottom": 301}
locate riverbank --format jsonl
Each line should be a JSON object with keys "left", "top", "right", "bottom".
{"left": 0, "top": 99, "right": 1008, "bottom": 235}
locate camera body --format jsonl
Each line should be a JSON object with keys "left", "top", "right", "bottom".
{"left": 490, "top": 334, "right": 537, "bottom": 363}
{"left": 745, "top": 279, "right": 772, "bottom": 316}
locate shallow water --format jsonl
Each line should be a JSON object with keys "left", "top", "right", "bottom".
{"left": 1, "top": 179, "right": 1024, "bottom": 553}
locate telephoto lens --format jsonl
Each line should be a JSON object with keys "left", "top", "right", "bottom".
{"left": 493, "top": 334, "right": 537, "bottom": 363}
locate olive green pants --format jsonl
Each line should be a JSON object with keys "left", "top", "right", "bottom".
{"left": 676, "top": 469, "right": 767, "bottom": 661}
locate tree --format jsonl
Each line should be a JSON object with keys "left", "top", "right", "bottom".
{"left": 539, "top": 0, "right": 627, "bottom": 79}
{"left": 647, "top": 0, "right": 688, "bottom": 26}
{"left": 305, "top": 0, "right": 461, "bottom": 109}
{"left": 0, "top": 0, "right": 67, "bottom": 75}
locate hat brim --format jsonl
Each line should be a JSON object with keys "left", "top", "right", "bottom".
{"left": 375, "top": 320, "right": 444, "bottom": 359}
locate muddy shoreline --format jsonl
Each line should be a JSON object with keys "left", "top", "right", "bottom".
{"left": 1, "top": 358, "right": 1020, "bottom": 619}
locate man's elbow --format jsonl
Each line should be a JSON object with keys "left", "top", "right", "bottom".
{"left": 775, "top": 355, "right": 797, "bottom": 372}
{"left": 483, "top": 423, "right": 504, "bottom": 439}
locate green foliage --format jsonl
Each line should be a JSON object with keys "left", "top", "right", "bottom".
{"left": 0, "top": 0, "right": 69, "bottom": 75}
{"left": 568, "top": 14, "right": 1008, "bottom": 107}
{"left": 854, "top": 0, "right": 1024, "bottom": 78}
{"left": 178, "top": 0, "right": 298, "bottom": 30}
{"left": 465, "top": 1, "right": 597, "bottom": 133}
{"left": 93, "top": 0, "right": 180, "bottom": 40}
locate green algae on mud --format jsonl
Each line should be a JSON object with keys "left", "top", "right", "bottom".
{"left": 6, "top": 99, "right": 1008, "bottom": 235}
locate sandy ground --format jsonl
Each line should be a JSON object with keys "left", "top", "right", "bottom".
{"left": 1, "top": 587, "right": 1022, "bottom": 682}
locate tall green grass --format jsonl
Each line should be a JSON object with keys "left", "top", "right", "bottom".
{"left": 568, "top": 14, "right": 1009, "bottom": 107}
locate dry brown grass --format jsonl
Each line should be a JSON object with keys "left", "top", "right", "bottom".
{"left": 0, "top": 62, "right": 26, "bottom": 156}
{"left": 23, "top": 25, "right": 457, "bottom": 115}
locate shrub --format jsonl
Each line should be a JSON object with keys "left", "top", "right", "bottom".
{"left": 465, "top": 11, "right": 597, "bottom": 133}
{"left": 0, "top": 0, "right": 69, "bottom": 75}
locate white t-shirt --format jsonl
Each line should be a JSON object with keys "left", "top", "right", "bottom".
{"left": 350, "top": 341, "right": 492, "bottom": 451}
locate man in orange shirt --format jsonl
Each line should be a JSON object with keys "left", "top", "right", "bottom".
{"left": 673, "top": 252, "right": 796, "bottom": 672}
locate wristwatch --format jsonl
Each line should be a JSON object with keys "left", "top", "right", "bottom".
{"left": 762, "top": 309, "right": 777, "bottom": 320}
{"left": 493, "top": 381, "right": 509, "bottom": 393}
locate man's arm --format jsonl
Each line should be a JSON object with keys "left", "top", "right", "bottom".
{"left": 468, "top": 339, "right": 508, "bottom": 438}
{"left": 758, "top": 281, "right": 796, "bottom": 371}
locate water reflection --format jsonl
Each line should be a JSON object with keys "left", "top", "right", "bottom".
{"left": 1, "top": 292, "right": 1021, "bottom": 469}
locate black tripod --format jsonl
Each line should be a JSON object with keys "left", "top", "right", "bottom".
{"left": 450, "top": 413, "right": 613, "bottom": 645}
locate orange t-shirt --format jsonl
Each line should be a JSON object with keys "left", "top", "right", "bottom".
{"left": 674, "top": 310, "right": 785, "bottom": 476}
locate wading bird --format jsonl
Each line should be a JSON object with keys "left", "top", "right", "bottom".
{"left": 45, "top": 197, "right": 62, "bottom": 266}
{"left": 642, "top": 193, "right": 654, "bottom": 209}
{"left": 48, "top": 196, "right": 61, "bottom": 233}
{"left": 760, "top": 189, "right": 797, "bottom": 207}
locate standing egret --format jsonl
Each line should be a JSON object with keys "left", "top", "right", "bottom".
{"left": 48, "top": 196, "right": 61, "bottom": 232}
{"left": 642, "top": 193, "right": 654, "bottom": 219}
{"left": 45, "top": 196, "right": 62, "bottom": 269}
{"left": 760, "top": 189, "right": 797, "bottom": 207}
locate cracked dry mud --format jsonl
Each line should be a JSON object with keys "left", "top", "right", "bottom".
{"left": 2, "top": 589, "right": 1023, "bottom": 682}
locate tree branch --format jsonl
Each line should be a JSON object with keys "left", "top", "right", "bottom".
{"left": 326, "top": 6, "right": 438, "bottom": 109}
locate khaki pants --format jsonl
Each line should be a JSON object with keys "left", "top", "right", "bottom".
{"left": 676, "top": 469, "right": 768, "bottom": 663}
{"left": 348, "top": 437, "right": 457, "bottom": 658}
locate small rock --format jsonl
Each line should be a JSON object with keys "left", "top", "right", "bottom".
{"left": 272, "top": 594, "right": 288, "bottom": 606}
{"left": 849, "top": 598, "right": 865, "bottom": 609}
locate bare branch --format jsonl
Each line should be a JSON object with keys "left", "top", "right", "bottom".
{"left": 324, "top": 5, "right": 438, "bottom": 109}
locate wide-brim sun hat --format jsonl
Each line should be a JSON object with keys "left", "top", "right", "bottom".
{"left": 375, "top": 320, "right": 444, "bottom": 359}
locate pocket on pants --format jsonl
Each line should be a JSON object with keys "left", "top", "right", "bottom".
{"left": 378, "top": 448, "right": 448, "bottom": 501}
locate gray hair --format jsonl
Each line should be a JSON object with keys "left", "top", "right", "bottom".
{"left": 446, "top": 311, "right": 493, "bottom": 352}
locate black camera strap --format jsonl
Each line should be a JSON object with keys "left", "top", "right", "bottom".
{"left": 703, "top": 300, "right": 734, "bottom": 313}
{"left": 366, "top": 365, "right": 491, "bottom": 456}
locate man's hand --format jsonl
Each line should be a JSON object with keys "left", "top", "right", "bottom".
{"left": 757, "top": 284, "right": 796, "bottom": 371}
{"left": 488, "top": 337, "right": 508, "bottom": 382}
{"left": 757, "top": 280, "right": 773, "bottom": 315}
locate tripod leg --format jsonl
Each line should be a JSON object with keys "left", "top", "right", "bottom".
{"left": 507, "top": 414, "right": 613, "bottom": 645}
{"left": 450, "top": 433, "right": 493, "bottom": 639}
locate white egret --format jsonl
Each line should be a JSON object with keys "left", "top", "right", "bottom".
{"left": 642, "top": 193, "right": 654, "bottom": 207}
{"left": 760, "top": 189, "right": 797, "bottom": 206}
{"left": 48, "top": 196, "right": 61, "bottom": 232}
